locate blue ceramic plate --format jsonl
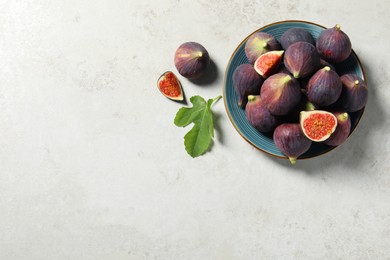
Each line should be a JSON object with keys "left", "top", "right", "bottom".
{"left": 223, "top": 20, "right": 366, "bottom": 160}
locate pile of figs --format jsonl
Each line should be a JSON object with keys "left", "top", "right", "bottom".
{"left": 233, "top": 24, "right": 368, "bottom": 164}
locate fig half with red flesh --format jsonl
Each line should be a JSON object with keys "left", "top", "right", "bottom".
{"left": 157, "top": 71, "right": 183, "bottom": 101}
{"left": 300, "top": 110, "right": 338, "bottom": 142}
{"left": 254, "top": 50, "right": 284, "bottom": 78}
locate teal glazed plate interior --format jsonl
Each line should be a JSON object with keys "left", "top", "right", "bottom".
{"left": 223, "top": 20, "right": 366, "bottom": 160}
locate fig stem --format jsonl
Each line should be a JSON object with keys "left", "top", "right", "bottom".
{"left": 354, "top": 80, "right": 359, "bottom": 86}
{"left": 289, "top": 157, "right": 297, "bottom": 164}
{"left": 247, "top": 95, "right": 255, "bottom": 102}
{"left": 338, "top": 112, "right": 349, "bottom": 122}
{"left": 306, "top": 102, "right": 316, "bottom": 111}
{"left": 212, "top": 95, "right": 222, "bottom": 105}
{"left": 324, "top": 66, "right": 331, "bottom": 72}
{"left": 262, "top": 42, "right": 268, "bottom": 48}
{"left": 335, "top": 24, "right": 341, "bottom": 31}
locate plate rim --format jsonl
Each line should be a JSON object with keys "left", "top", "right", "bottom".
{"left": 222, "top": 19, "right": 367, "bottom": 161}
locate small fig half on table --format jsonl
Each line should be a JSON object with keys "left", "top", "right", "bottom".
{"left": 174, "top": 42, "right": 210, "bottom": 79}
{"left": 157, "top": 71, "right": 183, "bottom": 101}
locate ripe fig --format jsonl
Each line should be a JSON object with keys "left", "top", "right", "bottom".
{"left": 174, "top": 42, "right": 210, "bottom": 79}
{"left": 244, "top": 32, "right": 281, "bottom": 64}
{"left": 245, "top": 95, "right": 280, "bottom": 133}
{"left": 324, "top": 112, "right": 351, "bottom": 146}
{"left": 306, "top": 66, "right": 342, "bottom": 106}
{"left": 232, "top": 64, "right": 263, "bottom": 107}
{"left": 284, "top": 42, "right": 320, "bottom": 79}
{"left": 339, "top": 74, "right": 368, "bottom": 112}
{"left": 300, "top": 110, "right": 338, "bottom": 142}
{"left": 260, "top": 73, "right": 301, "bottom": 116}
{"left": 280, "top": 27, "right": 315, "bottom": 50}
{"left": 273, "top": 123, "right": 312, "bottom": 164}
{"left": 254, "top": 50, "right": 284, "bottom": 78}
{"left": 316, "top": 24, "right": 352, "bottom": 63}
{"left": 157, "top": 71, "right": 183, "bottom": 101}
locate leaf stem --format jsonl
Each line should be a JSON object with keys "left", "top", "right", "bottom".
{"left": 212, "top": 95, "right": 222, "bottom": 105}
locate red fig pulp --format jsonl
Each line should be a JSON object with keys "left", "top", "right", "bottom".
{"left": 254, "top": 50, "right": 284, "bottom": 78}
{"left": 157, "top": 71, "right": 183, "bottom": 101}
{"left": 300, "top": 110, "right": 338, "bottom": 142}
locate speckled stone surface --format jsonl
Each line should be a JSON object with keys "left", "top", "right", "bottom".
{"left": 1, "top": 0, "right": 390, "bottom": 259}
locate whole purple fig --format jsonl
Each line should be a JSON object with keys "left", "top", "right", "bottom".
{"left": 284, "top": 42, "right": 320, "bottom": 79}
{"left": 280, "top": 27, "right": 315, "bottom": 50}
{"left": 316, "top": 24, "right": 352, "bottom": 63}
{"left": 324, "top": 112, "right": 351, "bottom": 146}
{"left": 261, "top": 73, "right": 301, "bottom": 116}
{"left": 339, "top": 74, "right": 368, "bottom": 112}
{"left": 233, "top": 64, "right": 263, "bottom": 107}
{"left": 244, "top": 32, "right": 281, "bottom": 64}
{"left": 174, "top": 42, "right": 210, "bottom": 79}
{"left": 245, "top": 95, "right": 279, "bottom": 132}
{"left": 273, "top": 123, "right": 312, "bottom": 164}
{"left": 306, "top": 66, "right": 342, "bottom": 106}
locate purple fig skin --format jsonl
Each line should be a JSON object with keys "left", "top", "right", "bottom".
{"left": 233, "top": 64, "right": 263, "bottom": 107}
{"left": 273, "top": 123, "right": 312, "bottom": 164}
{"left": 316, "top": 24, "right": 352, "bottom": 63}
{"left": 261, "top": 73, "right": 301, "bottom": 116}
{"left": 339, "top": 74, "right": 368, "bottom": 112}
{"left": 174, "top": 42, "right": 210, "bottom": 79}
{"left": 245, "top": 32, "right": 281, "bottom": 64}
{"left": 245, "top": 95, "right": 280, "bottom": 132}
{"left": 284, "top": 42, "right": 320, "bottom": 79}
{"left": 280, "top": 27, "right": 315, "bottom": 50}
{"left": 306, "top": 66, "right": 342, "bottom": 106}
{"left": 324, "top": 112, "right": 351, "bottom": 146}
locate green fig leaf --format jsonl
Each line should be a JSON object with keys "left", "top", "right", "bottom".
{"left": 174, "top": 95, "right": 221, "bottom": 157}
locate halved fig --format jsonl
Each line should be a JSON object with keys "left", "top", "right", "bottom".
{"left": 300, "top": 110, "right": 338, "bottom": 142}
{"left": 157, "top": 71, "right": 183, "bottom": 101}
{"left": 254, "top": 50, "right": 284, "bottom": 78}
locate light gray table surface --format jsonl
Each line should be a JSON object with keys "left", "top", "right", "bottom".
{"left": 1, "top": 0, "right": 390, "bottom": 259}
